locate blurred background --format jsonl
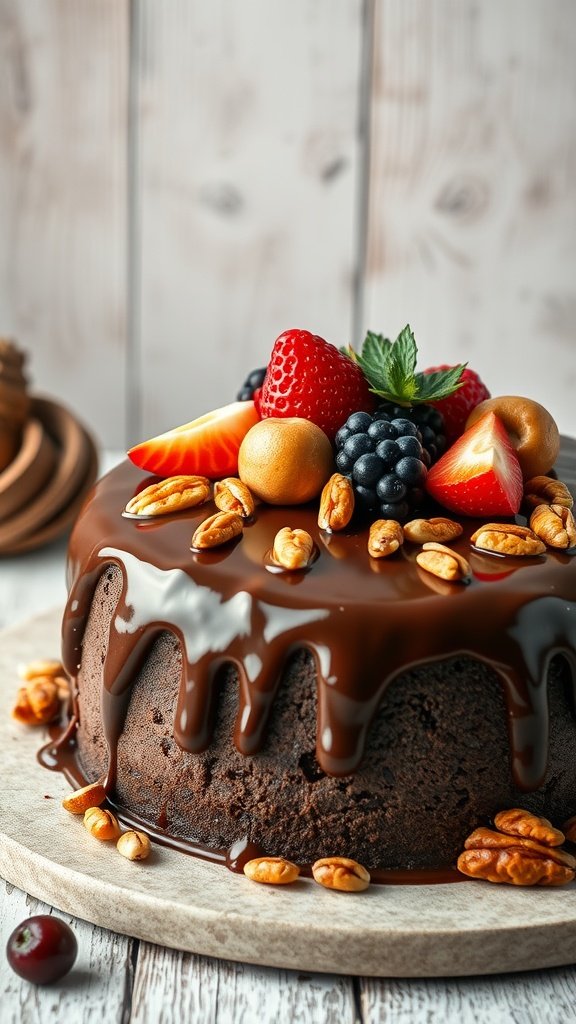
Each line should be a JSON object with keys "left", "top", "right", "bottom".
{"left": 0, "top": 0, "right": 575, "bottom": 450}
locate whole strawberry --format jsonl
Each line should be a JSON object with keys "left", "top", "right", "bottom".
{"left": 423, "top": 365, "right": 490, "bottom": 444}
{"left": 259, "top": 330, "right": 374, "bottom": 441}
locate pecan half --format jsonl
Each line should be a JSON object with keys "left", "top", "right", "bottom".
{"left": 318, "top": 473, "right": 354, "bottom": 532}
{"left": 83, "top": 807, "right": 122, "bottom": 842}
{"left": 464, "top": 828, "right": 576, "bottom": 868}
{"left": 117, "top": 830, "right": 151, "bottom": 861}
{"left": 457, "top": 848, "right": 575, "bottom": 886}
{"left": 213, "top": 477, "right": 255, "bottom": 518}
{"left": 243, "top": 857, "right": 300, "bottom": 885}
{"left": 416, "top": 542, "right": 470, "bottom": 582}
{"left": 12, "top": 678, "right": 60, "bottom": 726}
{"left": 191, "top": 510, "right": 243, "bottom": 549}
{"left": 272, "top": 527, "right": 314, "bottom": 570}
{"left": 470, "top": 522, "right": 546, "bottom": 557}
{"left": 403, "top": 517, "right": 463, "bottom": 545}
{"left": 125, "top": 475, "right": 211, "bottom": 517}
{"left": 12, "top": 687, "right": 40, "bottom": 726}
{"left": 523, "top": 475, "right": 574, "bottom": 511}
{"left": 530, "top": 504, "right": 576, "bottom": 549}
{"left": 312, "top": 857, "right": 370, "bottom": 892}
{"left": 18, "top": 658, "right": 64, "bottom": 681}
{"left": 494, "top": 808, "right": 564, "bottom": 847}
{"left": 368, "top": 519, "right": 404, "bottom": 558}
{"left": 62, "top": 781, "right": 106, "bottom": 815}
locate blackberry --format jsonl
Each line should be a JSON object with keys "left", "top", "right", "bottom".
{"left": 335, "top": 409, "right": 428, "bottom": 523}
{"left": 377, "top": 402, "right": 446, "bottom": 467}
{"left": 236, "top": 366, "right": 266, "bottom": 402}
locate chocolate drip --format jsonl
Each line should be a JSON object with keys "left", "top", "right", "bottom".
{"left": 61, "top": 451, "right": 576, "bottom": 800}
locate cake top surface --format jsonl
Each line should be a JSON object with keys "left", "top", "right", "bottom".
{"left": 64, "top": 440, "right": 576, "bottom": 786}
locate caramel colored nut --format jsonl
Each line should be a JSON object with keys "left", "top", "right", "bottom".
{"left": 25, "top": 678, "right": 60, "bottom": 720}
{"left": 563, "top": 816, "right": 576, "bottom": 844}
{"left": 62, "top": 780, "right": 106, "bottom": 814}
{"left": 243, "top": 856, "right": 300, "bottom": 885}
{"left": 464, "top": 828, "right": 576, "bottom": 868}
{"left": 272, "top": 527, "right": 314, "bottom": 570}
{"left": 12, "top": 687, "right": 40, "bottom": 726}
{"left": 457, "top": 848, "right": 575, "bottom": 886}
{"left": 312, "top": 857, "right": 370, "bottom": 892}
{"left": 493, "top": 808, "right": 565, "bottom": 848}
{"left": 125, "top": 475, "right": 211, "bottom": 517}
{"left": 318, "top": 473, "right": 355, "bottom": 532}
{"left": 54, "top": 676, "right": 71, "bottom": 702}
{"left": 403, "top": 517, "right": 463, "bottom": 545}
{"left": 191, "top": 510, "right": 243, "bottom": 549}
{"left": 466, "top": 396, "right": 560, "bottom": 480}
{"left": 530, "top": 504, "right": 576, "bottom": 550}
{"left": 18, "top": 659, "right": 64, "bottom": 681}
{"left": 214, "top": 477, "right": 255, "bottom": 518}
{"left": 13, "top": 678, "right": 60, "bottom": 725}
{"left": 368, "top": 519, "right": 404, "bottom": 558}
{"left": 470, "top": 522, "right": 546, "bottom": 557}
{"left": 117, "top": 830, "right": 152, "bottom": 861}
{"left": 416, "top": 542, "right": 470, "bottom": 582}
{"left": 523, "top": 475, "right": 573, "bottom": 511}
{"left": 83, "top": 807, "right": 122, "bottom": 842}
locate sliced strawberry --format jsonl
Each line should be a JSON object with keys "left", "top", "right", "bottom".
{"left": 259, "top": 329, "right": 374, "bottom": 441}
{"left": 128, "top": 401, "right": 260, "bottom": 479}
{"left": 423, "top": 365, "right": 490, "bottom": 444}
{"left": 425, "top": 411, "right": 523, "bottom": 516}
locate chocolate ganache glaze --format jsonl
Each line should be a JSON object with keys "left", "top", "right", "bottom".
{"left": 55, "top": 440, "right": 576, "bottom": 871}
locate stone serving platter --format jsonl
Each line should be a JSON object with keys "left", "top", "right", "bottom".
{"left": 2, "top": 609, "right": 576, "bottom": 978}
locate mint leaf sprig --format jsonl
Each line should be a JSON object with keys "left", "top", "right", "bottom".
{"left": 346, "top": 325, "right": 466, "bottom": 408}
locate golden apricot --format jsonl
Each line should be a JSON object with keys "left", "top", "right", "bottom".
{"left": 238, "top": 417, "right": 334, "bottom": 504}
{"left": 466, "top": 396, "right": 560, "bottom": 481}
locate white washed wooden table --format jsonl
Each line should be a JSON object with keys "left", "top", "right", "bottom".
{"left": 1, "top": 457, "right": 576, "bottom": 1022}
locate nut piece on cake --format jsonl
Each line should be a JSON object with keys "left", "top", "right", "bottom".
{"left": 523, "top": 475, "right": 574, "bottom": 511}
{"left": 318, "top": 473, "right": 355, "bottom": 532}
{"left": 191, "top": 510, "right": 243, "bottom": 549}
{"left": 272, "top": 527, "right": 314, "bottom": 570}
{"left": 416, "top": 543, "right": 470, "bottom": 583}
{"left": 470, "top": 522, "right": 546, "bottom": 557}
{"left": 213, "top": 477, "right": 255, "bottom": 519}
{"left": 529, "top": 504, "right": 576, "bottom": 550}
{"left": 125, "top": 475, "right": 211, "bottom": 517}
{"left": 403, "top": 517, "right": 463, "bottom": 545}
{"left": 368, "top": 519, "right": 404, "bottom": 558}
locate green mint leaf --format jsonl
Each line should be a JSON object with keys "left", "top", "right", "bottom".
{"left": 415, "top": 364, "right": 467, "bottom": 402}
{"left": 354, "top": 332, "right": 392, "bottom": 391}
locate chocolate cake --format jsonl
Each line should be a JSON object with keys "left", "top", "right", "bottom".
{"left": 59, "top": 440, "right": 576, "bottom": 874}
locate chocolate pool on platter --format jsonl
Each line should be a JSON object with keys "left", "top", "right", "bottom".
{"left": 16, "top": 325, "right": 576, "bottom": 891}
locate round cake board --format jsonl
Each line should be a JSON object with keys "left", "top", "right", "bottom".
{"left": 2, "top": 609, "right": 576, "bottom": 978}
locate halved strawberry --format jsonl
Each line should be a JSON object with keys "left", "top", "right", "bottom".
{"left": 128, "top": 401, "right": 260, "bottom": 479}
{"left": 425, "top": 411, "right": 523, "bottom": 516}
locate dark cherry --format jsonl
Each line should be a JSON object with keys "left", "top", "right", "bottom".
{"left": 6, "top": 915, "right": 78, "bottom": 984}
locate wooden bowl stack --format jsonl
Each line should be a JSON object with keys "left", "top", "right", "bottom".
{"left": 0, "top": 340, "right": 98, "bottom": 555}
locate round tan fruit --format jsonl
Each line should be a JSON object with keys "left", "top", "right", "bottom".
{"left": 238, "top": 417, "right": 333, "bottom": 505}
{"left": 465, "top": 396, "right": 560, "bottom": 480}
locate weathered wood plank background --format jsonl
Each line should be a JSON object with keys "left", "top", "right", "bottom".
{"left": 0, "top": 0, "right": 575, "bottom": 449}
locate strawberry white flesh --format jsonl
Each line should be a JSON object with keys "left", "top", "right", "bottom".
{"left": 426, "top": 411, "right": 523, "bottom": 516}
{"left": 128, "top": 401, "right": 260, "bottom": 479}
